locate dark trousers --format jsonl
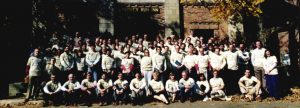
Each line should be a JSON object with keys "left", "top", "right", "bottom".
{"left": 179, "top": 87, "right": 194, "bottom": 101}
{"left": 81, "top": 89, "right": 96, "bottom": 104}
{"left": 265, "top": 75, "right": 280, "bottom": 99}
{"left": 113, "top": 89, "right": 129, "bottom": 102}
{"left": 63, "top": 90, "right": 80, "bottom": 104}
{"left": 224, "top": 69, "right": 240, "bottom": 95}
{"left": 43, "top": 92, "right": 62, "bottom": 104}
{"left": 172, "top": 66, "right": 185, "bottom": 80}
{"left": 26, "top": 76, "right": 41, "bottom": 99}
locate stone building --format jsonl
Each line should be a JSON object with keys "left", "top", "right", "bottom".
{"left": 99, "top": 0, "right": 237, "bottom": 42}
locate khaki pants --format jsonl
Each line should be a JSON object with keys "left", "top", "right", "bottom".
{"left": 254, "top": 66, "right": 266, "bottom": 89}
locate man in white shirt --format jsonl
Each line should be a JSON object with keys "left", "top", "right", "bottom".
{"left": 237, "top": 43, "right": 250, "bottom": 74}
{"left": 178, "top": 71, "right": 196, "bottom": 103}
{"left": 61, "top": 74, "right": 81, "bottom": 106}
{"left": 251, "top": 41, "right": 266, "bottom": 89}
{"left": 130, "top": 73, "right": 146, "bottom": 106}
{"left": 85, "top": 44, "right": 101, "bottom": 81}
{"left": 102, "top": 50, "right": 116, "bottom": 80}
{"left": 183, "top": 48, "right": 197, "bottom": 80}
{"left": 197, "top": 48, "right": 210, "bottom": 79}
{"left": 153, "top": 47, "right": 167, "bottom": 81}
{"left": 43, "top": 75, "right": 62, "bottom": 106}
{"left": 238, "top": 69, "right": 262, "bottom": 101}
{"left": 224, "top": 44, "right": 240, "bottom": 95}
{"left": 171, "top": 45, "right": 185, "bottom": 79}
{"left": 209, "top": 48, "right": 226, "bottom": 76}
{"left": 60, "top": 46, "right": 75, "bottom": 82}
{"left": 25, "top": 48, "right": 44, "bottom": 102}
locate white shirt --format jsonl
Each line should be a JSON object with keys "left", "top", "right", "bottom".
{"left": 85, "top": 51, "right": 100, "bottom": 66}
{"left": 43, "top": 81, "right": 61, "bottom": 94}
{"left": 61, "top": 80, "right": 81, "bottom": 91}
{"left": 101, "top": 55, "right": 115, "bottom": 70}
{"left": 197, "top": 54, "right": 209, "bottom": 68}
{"left": 149, "top": 79, "right": 164, "bottom": 93}
{"left": 141, "top": 56, "right": 153, "bottom": 71}
{"left": 179, "top": 78, "right": 195, "bottom": 88}
{"left": 152, "top": 53, "right": 167, "bottom": 72}
{"left": 27, "top": 56, "right": 43, "bottom": 76}
{"left": 209, "top": 77, "right": 224, "bottom": 91}
{"left": 224, "top": 51, "right": 239, "bottom": 70}
{"left": 60, "top": 52, "right": 75, "bottom": 70}
{"left": 183, "top": 54, "right": 197, "bottom": 69}
{"left": 209, "top": 53, "right": 226, "bottom": 70}
{"left": 263, "top": 56, "right": 278, "bottom": 75}
{"left": 196, "top": 80, "right": 210, "bottom": 93}
{"left": 121, "top": 57, "right": 134, "bottom": 73}
{"left": 165, "top": 80, "right": 179, "bottom": 92}
{"left": 97, "top": 79, "right": 113, "bottom": 89}
{"left": 170, "top": 51, "right": 184, "bottom": 67}
{"left": 114, "top": 79, "right": 129, "bottom": 89}
{"left": 130, "top": 78, "right": 146, "bottom": 90}
{"left": 251, "top": 48, "right": 266, "bottom": 67}
{"left": 75, "top": 57, "right": 86, "bottom": 71}
{"left": 239, "top": 76, "right": 260, "bottom": 88}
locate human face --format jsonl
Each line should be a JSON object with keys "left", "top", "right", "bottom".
{"left": 68, "top": 74, "right": 74, "bottom": 81}
{"left": 256, "top": 41, "right": 261, "bottom": 49}
{"left": 135, "top": 73, "right": 140, "bottom": 79}
{"left": 153, "top": 74, "right": 158, "bottom": 80}
{"left": 213, "top": 71, "right": 218, "bottom": 78}
{"left": 170, "top": 75, "right": 175, "bottom": 80}
{"left": 50, "top": 75, "right": 56, "bottom": 81}
{"left": 265, "top": 50, "right": 271, "bottom": 57}
{"left": 182, "top": 72, "right": 187, "bottom": 80}
{"left": 118, "top": 74, "right": 123, "bottom": 80}
{"left": 87, "top": 73, "right": 92, "bottom": 79}
{"left": 34, "top": 49, "right": 40, "bottom": 57}
{"left": 101, "top": 74, "right": 107, "bottom": 80}
{"left": 199, "top": 75, "right": 204, "bottom": 81}
{"left": 144, "top": 50, "right": 149, "bottom": 56}
{"left": 245, "top": 70, "right": 251, "bottom": 78}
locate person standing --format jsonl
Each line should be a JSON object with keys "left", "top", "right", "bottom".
{"left": 170, "top": 45, "right": 185, "bottom": 80}
{"left": 224, "top": 44, "right": 240, "bottom": 95}
{"left": 196, "top": 48, "right": 210, "bottom": 79}
{"left": 25, "top": 48, "right": 44, "bottom": 102}
{"left": 152, "top": 47, "right": 167, "bottom": 82}
{"left": 263, "top": 50, "right": 280, "bottom": 99}
{"left": 85, "top": 44, "right": 101, "bottom": 81}
{"left": 60, "top": 46, "right": 75, "bottom": 82}
{"left": 251, "top": 41, "right": 266, "bottom": 89}
{"left": 140, "top": 49, "right": 154, "bottom": 96}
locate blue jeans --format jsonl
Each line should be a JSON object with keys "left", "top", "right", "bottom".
{"left": 88, "top": 66, "right": 98, "bottom": 81}
{"left": 265, "top": 74, "right": 279, "bottom": 99}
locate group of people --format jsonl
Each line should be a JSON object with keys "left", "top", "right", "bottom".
{"left": 24, "top": 31, "right": 281, "bottom": 106}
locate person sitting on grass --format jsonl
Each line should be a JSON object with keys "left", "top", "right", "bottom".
{"left": 149, "top": 72, "right": 169, "bottom": 104}
{"left": 239, "top": 69, "right": 262, "bottom": 101}
{"left": 165, "top": 72, "right": 179, "bottom": 103}
{"left": 61, "top": 73, "right": 81, "bottom": 106}
{"left": 209, "top": 70, "right": 231, "bottom": 101}
{"left": 113, "top": 73, "right": 130, "bottom": 105}
{"left": 195, "top": 73, "right": 210, "bottom": 102}
{"left": 43, "top": 74, "right": 62, "bottom": 106}
{"left": 97, "top": 73, "right": 113, "bottom": 106}
{"left": 129, "top": 72, "right": 146, "bottom": 106}
{"left": 178, "top": 71, "right": 196, "bottom": 103}
{"left": 80, "top": 72, "right": 97, "bottom": 106}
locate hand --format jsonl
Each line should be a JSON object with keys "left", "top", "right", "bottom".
{"left": 184, "top": 89, "right": 189, "bottom": 93}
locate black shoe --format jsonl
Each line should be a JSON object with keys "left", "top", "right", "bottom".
{"left": 180, "top": 98, "right": 184, "bottom": 103}
{"left": 24, "top": 99, "right": 29, "bottom": 103}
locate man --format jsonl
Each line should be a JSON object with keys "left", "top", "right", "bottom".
{"left": 209, "top": 48, "right": 226, "bottom": 76}
{"left": 86, "top": 44, "right": 101, "bottom": 81}
{"left": 60, "top": 46, "right": 75, "bottom": 82}
{"left": 209, "top": 70, "right": 230, "bottom": 101}
{"left": 224, "top": 44, "right": 240, "bottom": 95}
{"left": 25, "top": 48, "right": 44, "bottom": 102}
{"left": 102, "top": 50, "right": 116, "bottom": 80}
{"left": 130, "top": 73, "right": 146, "bottom": 106}
{"left": 80, "top": 72, "right": 97, "bottom": 106}
{"left": 237, "top": 43, "right": 250, "bottom": 76}
{"left": 178, "top": 71, "right": 196, "bottom": 103}
{"left": 238, "top": 69, "right": 262, "bottom": 101}
{"left": 170, "top": 45, "right": 185, "bottom": 79}
{"left": 113, "top": 73, "right": 129, "bottom": 105}
{"left": 61, "top": 74, "right": 81, "bottom": 106}
{"left": 43, "top": 75, "right": 62, "bottom": 106}
{"left": 97, "top": 73, "right": 113, "bottom": 106}
{"left": 251, "top": 41, "right": 266, "bottom": 89}
{"left": 196, "top": 48, "right": 210, "bottom": 79}
{"left": 182, "top": 48, "right": 197, "bottom": 80}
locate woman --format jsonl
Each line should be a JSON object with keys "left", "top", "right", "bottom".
{"left": 263, "top": 49, "right": 280, "bottom": 99}
{"left": 165, "top": 73, "right": 179, "bottom": 102}
{"left": 149, "top": 72, "right": 169, "bottom": 104}
{"left": 121, "top": 51, "right": 134, "bottom": 81}
{"left": 140, "top": 49, "right": 154, "bottom": 96}
{"left": 196, "top": 73, "right": 210, "bottom": 101}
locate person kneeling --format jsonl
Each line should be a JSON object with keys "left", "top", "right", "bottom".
{"left": 149, "top": 72, "right": 169, "bottom": 104}
{"left": 97, "top": 73, "right": 113, "bottom": 106}
{"left": 195, "top": 73, "right": 210, "bottom": 101}
{"left": 238, "top": 69, "right": 262, "bottom": 101}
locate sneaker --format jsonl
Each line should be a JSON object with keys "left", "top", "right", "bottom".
{"left": 225, "top": 96, "right": 232, "bottom": 101}
{"left": 203, "top": 97, "right": 209, "bottom": 102}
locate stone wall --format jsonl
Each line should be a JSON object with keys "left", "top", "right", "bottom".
{"left": 182, "top": 5, "right": 228, "bottom": 40}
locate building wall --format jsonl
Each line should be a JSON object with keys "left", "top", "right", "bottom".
{"left": 182, "top": 5, "right": 228, "bottom": 40}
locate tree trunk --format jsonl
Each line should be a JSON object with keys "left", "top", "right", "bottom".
{"left": 288, "top": 27, "right": 300, "bottom": 85}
